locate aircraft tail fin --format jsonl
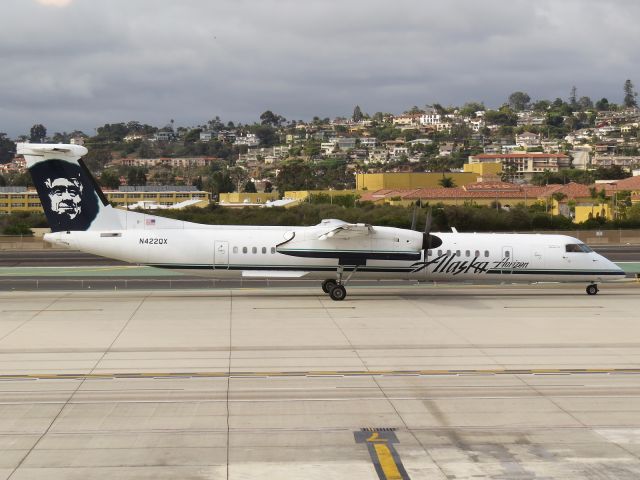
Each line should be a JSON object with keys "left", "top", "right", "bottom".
{"left": 18, "top": 143, "right": 124, "bottom": 232}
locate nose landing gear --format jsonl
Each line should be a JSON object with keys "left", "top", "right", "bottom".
{"left": 586, "top": 284, "right": 599, "bottom": 296}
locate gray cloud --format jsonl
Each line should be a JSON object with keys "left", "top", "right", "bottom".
{"left": 1, "top": 0, "right": 639, "bottom": 136}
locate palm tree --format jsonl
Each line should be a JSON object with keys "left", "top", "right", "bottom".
{"left": 439, "top": 176, "right": 456, "bottom": 188}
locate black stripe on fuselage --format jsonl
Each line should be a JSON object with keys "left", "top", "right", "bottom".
{"left": 146, "top": 264, "right": 621, "bottom": 276}
{"left": 146, "top": 264, "right": 415, "bottom": 273}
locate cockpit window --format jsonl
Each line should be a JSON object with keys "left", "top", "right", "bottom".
{"left": 566, "top": 243, "right": 593, "bottom": 253}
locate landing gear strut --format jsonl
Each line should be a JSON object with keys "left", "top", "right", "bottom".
{"left": 586, "top": 283, "right": 599, "bottom": 296}
{"left": 322, "top": 265, "right": 358, "bottom": 301}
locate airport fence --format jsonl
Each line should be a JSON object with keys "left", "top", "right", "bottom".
{"left": 1, "top": 229, "right": 640, "bottom": 251}
{"left": 0, "top": 235, "right": 65, "bottom": 251}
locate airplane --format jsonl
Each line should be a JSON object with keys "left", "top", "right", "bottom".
{"left": 18, "top": 143, "right": 626, "bottom": 301}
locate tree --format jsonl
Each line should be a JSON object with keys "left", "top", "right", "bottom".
{"left": 623, "top": 79, "right": 638, "bottom": 108}
{"left": 242, "top": 180, "right": 257, "bottom": 193}
{"left": 508, "top": 91, "right": 531, "bottom": 111}
{"left": 183, "top": 128, "right": 202, "bottom": 144}
{"left": 577, "top": 96, "right": 593, "bottom": 110}
{"left": 405, "top": 105, "right": 425, "bottom": 115}
{"left": 99, "top": 169, "right": 121, "bottom": 189}
{"left": 0, "top": 133, "right": 16, "bottom": 164}
{"left": 459, "top": 102, "right": 485, "bottom": 117}
{"left": 439, "top": 176, "right": 456, "bottom": 188}
{"left": 260, "top": 110, "right": 285, "bottom": 127}
{"left": 83, "top": 148, "right": 112, "bottom": 171}
{"left": 484, "top": 108, "right": 517, "bottom": 126}
{"left": 595, "top": 98, "right": 610, "bottom": 111}
{"left": 127, "top": 167, "right": 147, "bottom": 186}
{"left": 352, "top": 105, "right": 364, "bottom": 123}
{"left": 255, "top": 125, "right": 278, "bottom": 147}
{"left": 211, "top": 172, "right": 234, "bottom": 194}
{"left": 276, "top": 159, "right": 314, "bottom": 194}
{"left": 29, "top": 124, "right": 46, "bottom": 143}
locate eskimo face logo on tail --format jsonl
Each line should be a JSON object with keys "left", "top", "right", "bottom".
{"left": 45, "top": 177, "right": 83, "bottom": 219}
{"left": 30, "top": 159, "right": 99, "bottom": 232}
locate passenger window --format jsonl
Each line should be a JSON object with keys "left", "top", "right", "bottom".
{"left": 262, "top": 247, "right": 266, "bottom": 254}
{"left": 465, "top": 250, "right": 470, "bottom": 257}
{"left": 484, "top": 250, "right": 489, "bottom": 257}
{"left": 475, "top": 250, "right": 480, "bottom": 257}
{"left": 271, "top": 247, "right": 276, "bottom": 254}
{"left": 233, "top": 246, "right": 238, "bottom": 254}
{"left": 427, "top": 249, "right": 432, "bottom": 256}
{"left": 447, "top": 250, "right": 451, "bottom": 256}
{"left": 456, "top": 250, "right": 461, "bottom": 257}
{"left": 252, "top": 247, "right": 257, "bottom": 254}
{"left": 504, "top": 250, "right": 510, "bottom": 258}
{"left": 242, "top": 247, "right": 247, "bottom": 254}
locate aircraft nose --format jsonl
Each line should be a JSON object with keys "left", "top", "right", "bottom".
{"left": 602, "top": 255, "right": 626, "bottom": 276}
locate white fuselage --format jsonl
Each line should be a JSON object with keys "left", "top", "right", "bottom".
{"left": 44, "top": 223, "right": 626, "bottom": 284}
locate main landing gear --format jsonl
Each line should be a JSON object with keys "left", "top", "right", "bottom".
{"left": 586, "top": 283, "right": 599, "bottom": 296}
{"left": 322, "top": 265, "right": 357, "bottom": 301}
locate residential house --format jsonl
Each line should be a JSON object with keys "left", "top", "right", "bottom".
{"left": 515, "top": 131, "right": 542, "bottom": 148}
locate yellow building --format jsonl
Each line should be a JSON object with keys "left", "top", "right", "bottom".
{"left": 218, "top": 192, "right": 279, "bottom": 205}
{"left": 0, "top": 187, "right": 42, "bottom": 213}
{"left": 463, "top": 161, "right": 502, "bottom": 176}
{"left": 356, "top": 172, "right": 479, "bottom": 191}
{"left": 0, "top": 187, "right": 211, "bottom": 214}
{"left": 574, "top": 204, "right": 611, "bottom": 223}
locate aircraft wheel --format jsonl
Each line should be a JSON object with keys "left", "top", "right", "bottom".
{"left": 322, "top": 279, "right": 337, "bottom": 294}
{"left": 329, "top": 285, "right": 347, "bottom": 301}
{"left": 586, "top": 284, "right": 599, "bottom": 296}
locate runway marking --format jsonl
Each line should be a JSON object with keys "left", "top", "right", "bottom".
{"left": 253, "top": 307, "right": 356, "bottom": 310}
{"left": 503, "top": 306, "right": 604, "bottom": 309}
{"left": 1, "top": 309, "right": 103, "bottom": 313}
{"left": 1, "top": 368, "right": 640, "bottom": 381}
{"left": 355, "top": 429, "right": 410, "bottom": 480}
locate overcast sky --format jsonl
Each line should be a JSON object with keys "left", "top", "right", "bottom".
{"left": 1, "top": 0, "right": 639, "bottom": 137}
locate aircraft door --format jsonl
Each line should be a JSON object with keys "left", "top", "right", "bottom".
{"left": 214, "top": 241, "right": 229, "bottom": 270}
{"left": 533, "top": 247, "right": 544, "bottom": 269}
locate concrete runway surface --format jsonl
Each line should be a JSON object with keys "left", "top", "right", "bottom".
{"left": 1, "top": 284, "right": 640, "bottom": 479}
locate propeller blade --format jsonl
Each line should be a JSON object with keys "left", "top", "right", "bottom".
{"left": 410, "top": 206, "right": 418, "bottom": 231}
{"left": 423, "top": 207, "right": 433, "bottom": 234}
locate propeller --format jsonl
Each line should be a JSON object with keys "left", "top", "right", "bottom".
{"left": 421, "top": 207, "right": 442, "bottom": 250}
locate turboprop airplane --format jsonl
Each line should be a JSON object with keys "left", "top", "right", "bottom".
{"left": 18, "top": 143, "right": 625, "bottom": 300}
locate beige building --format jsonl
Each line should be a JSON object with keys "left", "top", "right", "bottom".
{"left": 468, "top": 153, "right": 571, "bottom": 180}
{"left": 218, "top": 192, "right": 279, "bottom": 205}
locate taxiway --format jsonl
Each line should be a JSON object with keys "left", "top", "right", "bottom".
{"left": 1, "top": 285, "right": 640, "bottom": 479}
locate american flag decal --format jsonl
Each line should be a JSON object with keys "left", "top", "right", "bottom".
{"left": 145, "top": 218, "right": 156, "bottom": 226}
